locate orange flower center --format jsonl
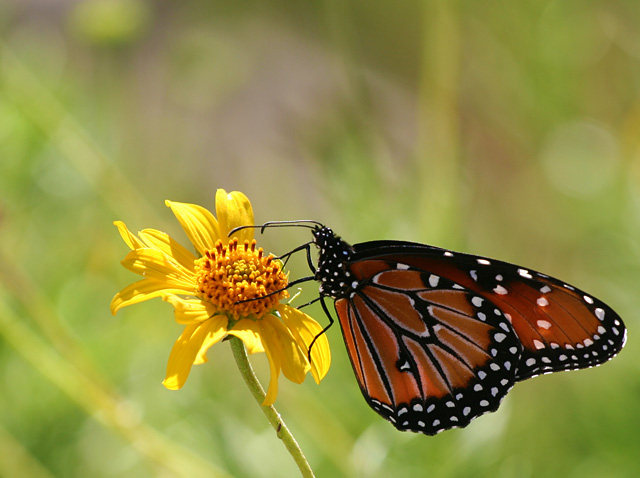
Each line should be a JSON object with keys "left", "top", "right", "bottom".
{"left": 194, "top": 238, "right": 289, "bottom": 319}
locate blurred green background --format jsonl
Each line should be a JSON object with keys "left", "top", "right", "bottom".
{"left": 1, "top": 0, "right": 639, "bottom": 476}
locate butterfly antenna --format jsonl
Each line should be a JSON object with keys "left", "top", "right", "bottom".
{"left": 229, "top": 220, "right": 324, "bottom": 237}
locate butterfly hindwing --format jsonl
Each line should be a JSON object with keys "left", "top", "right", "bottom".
{"left": 335, "top": 259, "right": 521, "bottom": 434}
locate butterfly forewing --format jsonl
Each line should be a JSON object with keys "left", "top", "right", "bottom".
{"left": 359, "top": 244, "right": 627, "bottom": 381}
{"left": 478, "top": 269, "right": 626, "bottom": 380}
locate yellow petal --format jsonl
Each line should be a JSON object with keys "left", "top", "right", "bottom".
{"left": 277, "top": 304, "right": 331, "bottom": 383}
{"left": 261, "top": 315, "right": 309, "bottom": 385}
{"left": 162, "top": 317, "right": 227, "bottom": 390}
{"left": 228, "top": 319, "right": 265, "bottom": 354}
{"left": 110, "top": 278, "right": 187, "bottom": 315}
{"left": 114, "top": 221, "right": 145, "bottom": 250}
{"left": 138, "top": 229, "right": 197, "bottom": 272}
{"left": 162, "top": 294, "right": 217, "bottom": 324}
{"left": 162, "top": 323, "right": 202, "bottom": 390}
{"left": 215, "top": 189, "right": 254, "bottom": 244}
{"left": 165, "top": 200, "right": 220, "bottom": 255}
{"left": 121, "top": 249, "right": 195, "bottom": 289}
{"left": 256, "top": 325, "right": 282, "bottom": 406}
{"left": 194, "top": 315, "right": 228, "bottom": 364}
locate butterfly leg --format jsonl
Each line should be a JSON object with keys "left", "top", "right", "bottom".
{"left": 233, "top": 275, "right": 317, "bottom": 306}
{"left": 303, "top": 242, "right": 318, "bottom": 273}
{"left": 277, "top": 241, "right": 315, "bottom": 269}
{"left": 296, "top": 296, "right": 321, "bottom": 309}
{"left": 306, "top": 295, "right": 335, "bottom": 361}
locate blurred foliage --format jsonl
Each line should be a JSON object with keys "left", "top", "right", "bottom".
{"left": 1, "top": 0, "right": 640, "bottom": 477}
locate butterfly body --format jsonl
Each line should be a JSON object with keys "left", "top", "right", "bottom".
{"left": 308, "top": 226, "right": 626, "bottom": 435}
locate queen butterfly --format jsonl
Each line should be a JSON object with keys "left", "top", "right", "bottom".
{"left": 239, "top": 221, "right": 627, "bottom": 435}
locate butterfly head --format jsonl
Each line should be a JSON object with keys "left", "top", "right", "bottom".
{"left": 312, "top": 226, "right": 356, "bottom": 299}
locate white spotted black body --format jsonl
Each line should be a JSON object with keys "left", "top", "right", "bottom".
{"left": 312, "top": 226, "right": 356, "bottom": 299}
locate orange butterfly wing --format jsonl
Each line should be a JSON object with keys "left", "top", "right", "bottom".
{"left": 309, "top": 228, "right": 625, "bottom": 435}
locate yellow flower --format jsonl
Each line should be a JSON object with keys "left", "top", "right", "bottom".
{"left": 111, "top": 189, "right": 330, "bottom": 405}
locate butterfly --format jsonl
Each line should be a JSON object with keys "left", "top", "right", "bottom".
{"left": 241, "top": 221, "right": 627, "bottom": 435}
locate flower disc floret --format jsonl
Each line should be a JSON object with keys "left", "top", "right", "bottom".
{"left": 195, "top": 238, "right": 289, "bottom": 319}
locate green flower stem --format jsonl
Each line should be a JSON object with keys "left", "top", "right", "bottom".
{"left": 229, "top": 336, "right": 315, "bottom": 478}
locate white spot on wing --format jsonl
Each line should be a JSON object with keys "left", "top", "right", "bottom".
{"left": 429, "top": 274, "right": 440, "bottom": 287}
{"left": 472, "top": 296, "right": 484, "bottom": 307}
{"left": 537, "top": 297, "right": 549, "bottom": 307}
{"left": 477, "top": 258, "right": 491, "bottom": 265}
{"left": 537, "top": 320, "right": 552, "bottom": 329}
{"left": 494, "top": 333, "right": 507, "bottom": 343}
{"left": 518, "top": 268, "right": 533, "bottom": 279}
{"left": 397, "top": 263, "right": 410, "bottom": 270}
{"left": 494, "top": 285, "right": 508, "bottom": 295}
